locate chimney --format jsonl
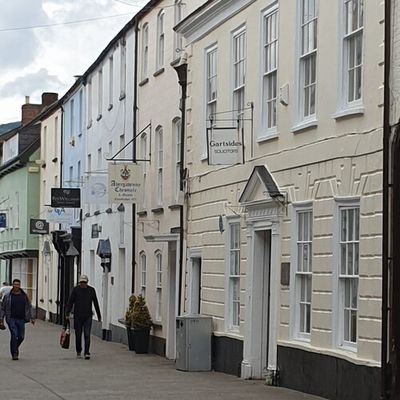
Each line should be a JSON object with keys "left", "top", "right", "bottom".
{"left": 21, "top": 101, "right": 41, "bottom": 126}
{"left": 41, "top": 92, "right": 58, "bottom": 107}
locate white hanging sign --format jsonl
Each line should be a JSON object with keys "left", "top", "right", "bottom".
{"left": 207, "top": 127, "right": 244, "bottom": 165}
{"left": 108, "top": 163, "right": 143, "bottom": 204}
{"left": 46, "top": 207, "right": 75, "bottom": 224}
{"left": 83, "top": 174, "right": 108, "bottom": 205}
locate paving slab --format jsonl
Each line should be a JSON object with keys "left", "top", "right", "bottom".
{"left": 0, "top": 320, "right": 325, "bottom": 400}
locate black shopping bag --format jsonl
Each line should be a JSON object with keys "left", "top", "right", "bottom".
{"left": 60, "top": 321, "right": 70, "bottom": 349}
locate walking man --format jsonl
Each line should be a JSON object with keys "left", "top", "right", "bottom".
{"left": 0, "top": 279, "right": 35, "bottom": 360}
{"left": 66, "top": 275, "right": 101, "bottom": 360}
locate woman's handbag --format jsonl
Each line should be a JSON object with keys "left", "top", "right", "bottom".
{"left": 60, "top": 321, "right": 70, "bottom": 349}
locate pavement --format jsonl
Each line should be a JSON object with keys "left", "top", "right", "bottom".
{"left": 0, "top": 320, "right": 325, "bottom": 400}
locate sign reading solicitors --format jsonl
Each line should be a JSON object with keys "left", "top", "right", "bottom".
{"left": 108, "top": 163, "right": 143, "bottom": 204}
{"left": 51, "top": 188, "right": 81, "bottom": 208}
{"left": 30, "top": 219, "right": 49, "bottom": 235}
{"left": 207, "top": 127, "right": 244, "bottom": 165}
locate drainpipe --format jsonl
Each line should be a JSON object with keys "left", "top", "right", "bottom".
{"left": 382, "top": 0, "right": 391, "bottom": 398}
{"left": 174, "top": 56, "right": 188, "bottom": 315}
{"left": 131, "top": 19, "right": 139, "bottom": 294}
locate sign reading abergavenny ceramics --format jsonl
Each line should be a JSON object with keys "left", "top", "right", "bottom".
{"left": 108, "top": 163, "right": 143, "bottom": 204}
{"left": 51, "top": 188, "right": 81, "bottom": 208}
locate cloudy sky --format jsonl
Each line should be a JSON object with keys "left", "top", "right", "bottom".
{"left": 0, "top": 0, "right": 148, "bottom": 124}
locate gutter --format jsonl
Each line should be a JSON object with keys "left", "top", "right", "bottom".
{"left": 382, "top": 0, "right": 391, "bottom": 398}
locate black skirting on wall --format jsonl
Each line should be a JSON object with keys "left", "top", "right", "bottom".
{"left": 277, "top": 345, "right": 380, "bottom": 400}
{"left": 212, "top": 335, "right": 243, "bottom": 376}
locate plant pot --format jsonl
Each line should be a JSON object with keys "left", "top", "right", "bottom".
{"left": 126, "top": 327, "right": 135, "bottom": 351}
{"left": 133, "top": 328, "right": 150, "bottom": 354}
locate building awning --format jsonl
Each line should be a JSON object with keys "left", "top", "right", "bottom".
{"left": 0, "top": 249, "right": 38, "bottom": 260}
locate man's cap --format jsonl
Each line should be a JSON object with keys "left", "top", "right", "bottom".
{"left": 79, "top": 275, "right": 89, "bottom": 283}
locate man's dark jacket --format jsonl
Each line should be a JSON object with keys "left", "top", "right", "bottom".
{"left": 0, "top": 289, "right": 34, "bottom": 322}
{"left": 66, "top": 285, "right": 101, "bottom": 320}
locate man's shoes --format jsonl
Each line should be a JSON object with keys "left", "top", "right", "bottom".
{"left": 76, "top": 352, "right": 82, "bottom": 359}
{"left": 12, "top": 354, "right": 18, "bottom": 360}
{"left": 84, "top": 353, "right": 90, "bottom": 360}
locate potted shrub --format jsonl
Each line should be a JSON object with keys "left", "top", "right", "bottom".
{"left": 124, "top": 294, "right": 137, "bottom": 351}
{"left": 125, "top": 294, "right": 152, "bottom": 353}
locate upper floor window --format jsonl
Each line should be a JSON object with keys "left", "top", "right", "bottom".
{"left": 142, "top": 23, "right": 149, "bottom": 79}
{"left": 206, "top": 45, "right": 218, "bottom": 126}
{"left": 174, "top": 0, "right": 184, "bottom": 58}
{"left": 298, "top": 0, "right": 317, "bottom": 121}
{"left": 70, "top": 98, "right": 75, "bottom": 137}
{"left": 156, "top": 127, "right": 163, "bottom": 206}
{"left": 98, "top": 68, "right": 103, "bottom": 117}
{"left": 342, "top": 0, "right": 364, "bottom": 106}
{"left": 262, "top": 6, "right": 278, "bottom": 134}
{"left": 157, "top": 10, "right": 165, "bottom": 69}
{"left": 78, "top": 90, "right": 83, "bottom": 133}
{"left": 174, "top": 118, "right": 182, "bottom": 199}
{"left": 140, "top": 133, "right": 148, "bottom": 208}
{"left": 120, "top": 40, "right": 127, "bottom": 98}
{"left": 109, "top": 56, "right": 114, "bottom": 108}
{"left": 232, "top": 28, "right": 246, "bottom": 128}
{"left": 54, "top": 116, "right": 58, "bottom": 157}
{"left": 87, "top": 79, "right": 93, "bottom": 126}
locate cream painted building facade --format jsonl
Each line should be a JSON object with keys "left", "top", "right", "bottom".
{"left": 177, "top": 1, "right": 383, "bottom": 399}
{"left": 135, "top": 0, "right": 207, "bottom": 360}
{"left": 37, "top": 106, "right": 62, "bottom": 322}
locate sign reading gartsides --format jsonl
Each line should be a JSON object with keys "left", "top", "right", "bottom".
{"left": 207, "top": 127, "right": 244, "bottom": 165}
{"left": 108, "top": 163, "right": 143, "bottom": 204}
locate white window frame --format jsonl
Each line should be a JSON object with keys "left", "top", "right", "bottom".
{"left": 140, "top": 252, "right": 146, "bottom": 299}
{"left": 109, "top": 55, "right": 114, "bottom": 109}
{"left": 206, "top": 45, "right": 218, "bottom": 126}
{"left": 141, "top": 23, "right": 149, "bottom": 79}
{"left": 54, "top": 117, "right": 58, "bottom": 157}
{"left": 87, "top": 79, "right": 93, "bottom": 128}
{"left": 141, "top": 133, "right": 148, "bottom": 209}
{"left": 156, "top": 127, "right": 163, "bottom": 206}
{"left": 174, "top": 118, "right": 182, "bottom": 201}
{"left": 70, "top": 98, "right": 75, "bottom": 137}
{"left": 260, "top": 4, "right": 279, "bottom": 139}
{"left": 333, "top": 198, "right": 360, "bottom": 351}
{"left": 336, "top": 0, "right": 364, "bottom": 117}
{"left": 156, "top": 10, "right": 165, "bottom": 70}
{"left": 155, "top": 251, "right": 162, "bottom": 322}
{"left": 225, "top": 218, "right": 241, "bottom": 331}
{"left": 232, "top": 27, "right": 246, "bottom": 129}
{"left": 290, "top": 206, "right": 313, "bottom": 341}
{"left": 120, "top": 40, "right": 126, "bottom": 99}
{"left": 78, "top": 90, "right": 83, "bottom": 134}
{"left": 98, "top": 68, "right": 103, "bottom": 118}
{"left": 296, "top": 0, "right": 318, "bottom": 126}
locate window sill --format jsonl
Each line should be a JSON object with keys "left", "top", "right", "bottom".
{"left": 153, "top": 321, "right": 162, "bottom": 328}
{"left": 96, "top": 114, "right": 102, "bottom": 122}
{"left": 257, "top": 131, "right": 279, "bottom": 143}
{"left": 139, "top": 78, "right": 149, "bottom": 87}
{"left": 153, "top": 67, "right": 165, "bottom": 77}
{"left": 151, "top": 207, "right": 164, "bottom": 214}
{"left": 168, "top": 204, "right": 182, "bottom": 210}
{"left": 107, "top": 104, "right": 113, "bottom": 111}
{"left": 291, "top": 118, "right": 318, "bottom": 133}
{"left": 333, "top": 106, "right": 364, "bottom": 120}
{"left": 119, "top": 92, "right": 126, "bottom": 101}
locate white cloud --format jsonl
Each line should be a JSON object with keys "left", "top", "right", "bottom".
{"left": 0, "top": 0, "right": 146, "bottom": 124}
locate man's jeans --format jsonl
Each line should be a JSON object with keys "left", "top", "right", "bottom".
{"left": 7, "top": 318, "right": 25, "bottom": 356}
{"left": 74, "top": 316, "right": 92, "bottom": 355}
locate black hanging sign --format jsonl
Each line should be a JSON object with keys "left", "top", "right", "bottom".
{"left": 51, "top": 188, "right": 81, "bottom": 208}
{"left": 30, "top": 219, "right": 49, "bottom": 235}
